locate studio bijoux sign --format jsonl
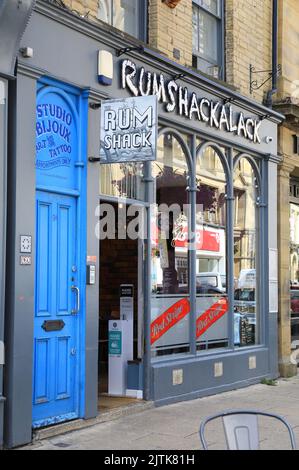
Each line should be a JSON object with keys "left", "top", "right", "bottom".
{"left": 121, "top": 60, "right": 263, "bottom": 144}
{"left": 100, "top": 95, "right": 157, "bottom": 163}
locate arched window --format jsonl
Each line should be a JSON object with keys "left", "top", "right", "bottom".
{"left": 151, "top": 132, "right": 191, "bottom": 357}
{"left": 196, "top": 145, "right": 229, "bottom": 352}
{"left": 233, "top": 157, "right": 260, "bottom": 347}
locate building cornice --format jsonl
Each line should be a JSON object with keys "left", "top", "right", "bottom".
{"left": 35, "top": 0, "right": 284, "bottom": 125}
{"left": 17, "top": 61, "right": 109, "bottom": 103}
{"left": 273, "top": 102, "right": 299, "bottom": 130}
{"left": 268, "top": 153, "right": 283, "bottom": 164}
{"left": 17, "top": 61, "right": 44, "bottom": 80}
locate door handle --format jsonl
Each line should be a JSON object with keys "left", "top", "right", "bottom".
{"left": 71, "top": 286, "right": 80, "bottom": 315}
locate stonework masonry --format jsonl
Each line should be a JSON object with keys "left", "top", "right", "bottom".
{"left": 148, "top": 0, "right": 192, "bottom": 67}
{"left": 276, "top": 0, "right": 299, "bottom": 103}
{"left": 275, "top": 0, "right": 299, "bottom": 377}
{"left": 61, "top": 1, "right": 273, "bottom": 105}
{"left": 225, "top": 0, "right": 272, "bottom": 102}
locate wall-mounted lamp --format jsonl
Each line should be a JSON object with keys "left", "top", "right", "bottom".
{"left": 162, "top": 0, "right": 183, "bottom": 8}
{"left": 223, "top": 97, "right": 234, "bottom": 105}
{"left": 116, "top": 45, "right": 144, "bottom": 57}
{"left": 172, "top": 73, "right": 186, "bottom": 82}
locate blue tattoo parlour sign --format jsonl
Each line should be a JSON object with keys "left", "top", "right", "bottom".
{"left": 35, "top": 102, "right": 73, "bottom": 170}
{"left": 100, "top": 95, "right": 157, "bottom": 163}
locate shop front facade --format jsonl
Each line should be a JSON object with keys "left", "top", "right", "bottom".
{"left": 4, "top": 0, "right": 283, "bottom": 448}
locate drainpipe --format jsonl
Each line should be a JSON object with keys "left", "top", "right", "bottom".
{"left": 265, "top": 0, "right": 278, "bottom": 108}
{"left": 0, "top": 0, "right": 36, "bottom": 449}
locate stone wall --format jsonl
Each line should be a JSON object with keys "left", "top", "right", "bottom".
{"left": 225, "top": 0, "right": 272, "bottom": 102}
{"left": 276, "top": 0, "right": 299, "bottom": 103}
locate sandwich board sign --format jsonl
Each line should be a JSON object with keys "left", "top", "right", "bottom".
{"left": 100, "top": 95, "right": 157, "bottom": 163}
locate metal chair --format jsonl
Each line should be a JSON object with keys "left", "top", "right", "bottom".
{"left": 199, "top": 410, "right": 297, "bottom": 450}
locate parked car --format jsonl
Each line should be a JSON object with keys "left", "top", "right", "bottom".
{"left": 197, "top": 285, "right": 224, "bottom": 296}
{"left": 196, "top": 272, "right": 226, "bottom": 293}
{"left": 290, "top": 289, "right": 299, "bottom": 342}
{"left": 291, "top": 289, "right": 299, "bottom": 315}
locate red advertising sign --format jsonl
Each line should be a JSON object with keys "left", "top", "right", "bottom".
{"left": 150, "top": 298, "right": 190, "bottom": 345}
{"left": 196, "top": 298, "right": 228, "bottom": 338}
{"left": 174, "top": 227, "right": 220, "bottom": 252}
{"left": 151, "top": 297, "right": 228, "bottom": 345}
{"left": 151, "top": 218, "right": 221, "bottom": 253}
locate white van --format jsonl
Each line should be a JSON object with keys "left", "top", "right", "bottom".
{"left": 238, "top": 269, "right": 256, "bottom": 289}
{"left": 196, "top": 272, "right": 226, "bottom": 292}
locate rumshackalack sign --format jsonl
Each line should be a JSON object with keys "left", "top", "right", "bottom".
{"left": 121, "top": 60, "right": 263, "bottom": 144}
{"left": 100, "top": 95, "right": 157, "bottom": 163}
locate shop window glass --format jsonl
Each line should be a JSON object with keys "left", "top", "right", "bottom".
{"left": 151, "top": 133, "right": 190, "bottom": 357}
{"left": 98, "top": 0, "right": 143, "bottom": 40}
{"left": 192, "top": 0, "right": 223, "bottom": 79}
{"left": 290, "top": 203, "right": 299, "bottom": 347}
{"left": 234, "top": 158, "right": 260, "bottom": 347}
{"left": 196, "top": 146, "right": 229, "bottom": 352}
{"left": 100, "top": 163, "right": 145, "bottom": 200}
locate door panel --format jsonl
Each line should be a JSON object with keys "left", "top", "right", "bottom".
{"left": 36, "top": 201, "right": 51, "bottom": 317}
{"left": 33, "top": 191, "right": 79, "bottom": 427}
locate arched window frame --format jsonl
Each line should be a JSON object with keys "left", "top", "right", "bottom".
{"left": 196, "top": 141, "right": 233, "bottom": 350}
{"left": 149, "top": 128, "right": 268, "bottom": 360}
{"left": 150, "top": 128, "right": 193, "bottom": 356}
{"left": 233, "top": 153, "right": 264, "bottom": 347}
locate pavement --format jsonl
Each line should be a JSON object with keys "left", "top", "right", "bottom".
{"left": 22, "top": 374, "right": 299, "bottom": 450}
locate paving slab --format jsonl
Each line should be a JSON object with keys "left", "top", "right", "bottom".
{"left": 21, "top": 374, "right": 299, "bottom": 451}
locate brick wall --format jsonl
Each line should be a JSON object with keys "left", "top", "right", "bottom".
{"left": 225, "top": 0, "right": 272, "bottom": 103}
{"left": 59, "top": 0, "right": 273, "bottom": 103}
{"left": 276, "top": 0, "right": 299, "bottom": 103}
{"left": 148, "top": 0, "right": 192, "bottom": 66}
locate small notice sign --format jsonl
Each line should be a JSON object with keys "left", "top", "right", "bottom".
{"left": 109, "top": 330, "right": 122, "bottom": 356}
{"left": 100, "top": 95, "right": 157, "bottom": 163}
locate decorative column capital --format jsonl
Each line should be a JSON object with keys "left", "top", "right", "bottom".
{"left": 278, "top": 156, "right": 295, "bottom": 177}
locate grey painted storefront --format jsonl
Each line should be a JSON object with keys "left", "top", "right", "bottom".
{"left": 0, "top": 75, "right": 7, "bottom": 450}
{"left": 0, "top": 0, "right": 36, "bottom": 449}
{"left": 4, "top": 0, "right": 283, "bottom": 448}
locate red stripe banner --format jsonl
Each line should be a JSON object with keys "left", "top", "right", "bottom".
{"left": 150, "top": 298, "right": 190, "bottom": 345}
{"left": 196, "top": 297, "right": 228, "bottom": 338}
{"left": 150, "top": 297, "right": 228, "bottom": 345}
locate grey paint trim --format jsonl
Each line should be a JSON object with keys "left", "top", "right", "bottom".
{"left": 158, "top": 116, "right": 275, "bottom": 160}
{"left": 4, "top": 75, "right": 36, "bottom": 449}
{"left": 0, "top": 0, "right": 36, "bottom": 76}
{"left": 34, "top": 0, "right": 284, "bottom": 123}
{"left": 0, "top": 78, "right": 7, "bottom": 450}
{"left": 154, "top": 374, "right": 277, "bottom": 407}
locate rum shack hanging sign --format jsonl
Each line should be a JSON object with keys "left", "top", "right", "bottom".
{"left": 121, "top": 60, "right": 263, "bottom": 144}
{"left": 100, "top": 95, "right": 157, "bottom": 163}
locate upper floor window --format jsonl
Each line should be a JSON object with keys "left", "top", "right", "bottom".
{"left": 98, "top": 0, "right": 147, "bottom": 41}
{"left": 192, "top": 0, "right": 224, "bottom": 79}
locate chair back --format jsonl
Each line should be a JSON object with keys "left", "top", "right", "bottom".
{"left": 223, "top": 413, "right": 259, "bottom": 450}
{"left": 199, "top": 410, "right": 297, "bottom": 450}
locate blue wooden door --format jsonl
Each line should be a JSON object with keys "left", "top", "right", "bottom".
{"left": 33, "top": 191, "right": 80, "bottom": 427}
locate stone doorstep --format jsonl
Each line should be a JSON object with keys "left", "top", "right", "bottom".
{"left": 32, "top": 401, "right": 154, "bottom": 443}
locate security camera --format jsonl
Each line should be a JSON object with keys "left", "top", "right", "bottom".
{"left": 265, "top": 136, "right": 273, "bottom": 144}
